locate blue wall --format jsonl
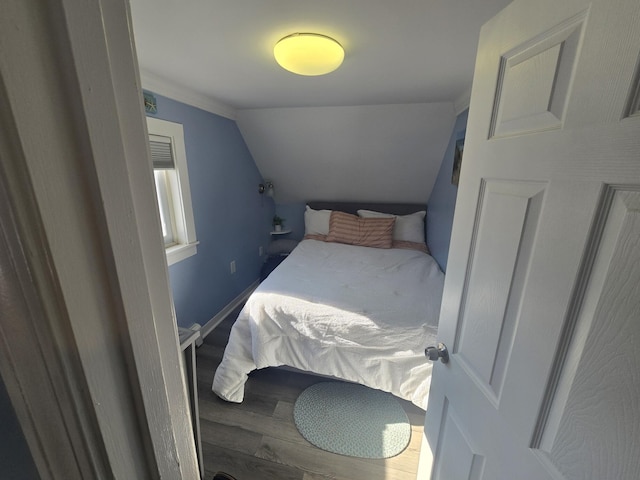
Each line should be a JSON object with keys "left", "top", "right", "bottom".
{"left": 274, "top": 203, "right": 306, "bottom": 241}
{"left": 147, "top": 94, "right": 274, "bottom": 328}
{"left": 426, "top": 109, "right": 468, "bottom": 272}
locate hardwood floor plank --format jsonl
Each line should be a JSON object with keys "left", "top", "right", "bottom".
{"left": 199, "top": 418, "right": 262, "bottom": 456}
{"left": 197, "top": 352, "right": 319, "bottom": 404}
{"left": 196, "top": 343, "right": 225, "bottom": 364}
{"left": 404, "top": 407, "right": 427, "bottom": 427}
{"left": 272, "top": 400, "right": 296, "bottom": 423}
{"left": 199, "top": 396, "right": 308, "bottom": 446}
{"left": 199, "top": 380, "right": 279, "bottom": 418}
{"left": 255, "top": 436, "right": 417, "bottom": 480}
{"left": 302, "top": 472, "right": 336, "bottom": 480}
{"left": 245, "top": 370, "right": 323, "bottom": 404}
{"left": 202, "top": 442, "right": 305, "bottom": 480}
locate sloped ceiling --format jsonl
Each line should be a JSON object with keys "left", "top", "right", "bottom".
{"left": 237, "top": 103, "right": 456, "bottom": 204}
{"left": 129, "top": 0, "right": 512, "bottom": 204}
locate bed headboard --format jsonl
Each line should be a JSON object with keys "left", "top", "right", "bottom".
{"left": 307, "top": 201, "right": 426, "bottom": 216}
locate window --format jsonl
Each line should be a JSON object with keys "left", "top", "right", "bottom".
{"left": 146, "top": 117, "right": 198, "bottom": 265}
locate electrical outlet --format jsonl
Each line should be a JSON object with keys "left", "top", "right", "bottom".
{"left": 230, "top": 260, "right": 236, "bottom": 274}
{"left": 259, "top": 246, "right": 264, "bottom": 256}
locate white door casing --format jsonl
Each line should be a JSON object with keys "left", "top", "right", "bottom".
{"left": 0, "top": 0, "right": 200, "bottom": 478}
{"left": 420, "top": 0, "right": 640, "bottom": 479}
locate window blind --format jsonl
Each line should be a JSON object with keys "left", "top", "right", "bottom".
{"left": 149, "top": 135, "right": 175, "bottom": 169}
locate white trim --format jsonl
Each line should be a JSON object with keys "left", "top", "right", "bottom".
{"left": 188, "top": 323, "right": 204, "bottom": 347}
{"left": 154, "top": 169, "right": 177, "bottom": 245}
{"left": 141, "top": 69, "right": 237, "bottom": 120}
{"left": 0, "top": 125, "right": 99, "bottom": 479}
{"left": 454, "top": 87, "right": 472, "bottom": 115}
{"left": 166, "top": 241, "right": 198, "bottom": 265}
{"left": 417, "top": 432, "right": 435, "bottom": 479}
{"left": 0, "top": 0, "right": 200, "bottom": 477}
{"left": 201, "top": 280, "right": 260, "bottom": 339}
{"left": 147, "top": 117, "right": 198, "bottom": 265}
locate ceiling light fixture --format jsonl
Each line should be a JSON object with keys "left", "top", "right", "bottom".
{"left": 274, "top": 33, "right": 344, "bottom": 76}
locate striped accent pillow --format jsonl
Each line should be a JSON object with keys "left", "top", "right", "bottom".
{"left": 303, "top": 234, "right": 328, "bottom": 242}
{"left": 326, "top": 211, "right": 395, "bottom": 249}
{"left": 392, "top": 240, "right": 430, "bottom": 254}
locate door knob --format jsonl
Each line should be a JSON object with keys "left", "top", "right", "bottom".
{"left": 425, "top": 342, "right": 449, "bottom": 364}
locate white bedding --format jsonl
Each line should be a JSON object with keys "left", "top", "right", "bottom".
{"left": 212, "top": 239, "right": 445, "bottom": 409}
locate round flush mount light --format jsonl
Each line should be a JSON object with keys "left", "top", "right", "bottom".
{"left": 274, "top": 33, "right": 344, "bottom": 76}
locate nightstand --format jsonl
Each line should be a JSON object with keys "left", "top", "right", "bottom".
{"left": 260, "top": 254, "right": 288, "bottom": 281}
{"left": 261, "top": 237, "right": 299, "bottom": 281}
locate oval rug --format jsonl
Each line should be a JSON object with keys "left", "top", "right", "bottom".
{"left": 293, "top": 382, "right": 411, "bottom": 459}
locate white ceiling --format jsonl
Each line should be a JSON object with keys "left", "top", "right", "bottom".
{"left": 237, "top": 103, "right": 456, "bottom": 204}
{"left": 129, "top": 0, "right": 513, "bottom": 111}
{"left": 129, "top": 0, "right": 513, "bottom": 205}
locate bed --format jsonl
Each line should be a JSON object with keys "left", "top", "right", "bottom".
{"left": 212, "top": 202, "right": 445, "bottom": 410}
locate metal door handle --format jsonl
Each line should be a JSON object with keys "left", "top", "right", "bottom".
{"left": 425, "top": 342, "right": 449, "bottom": 364}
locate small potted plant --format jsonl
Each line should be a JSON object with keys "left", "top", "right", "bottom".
{"left": 272, "top": 215, "right": 285, "bottom": 232}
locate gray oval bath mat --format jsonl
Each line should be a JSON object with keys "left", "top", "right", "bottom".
{"left": 293, "top": 382, "right": 411, "bottom": 458}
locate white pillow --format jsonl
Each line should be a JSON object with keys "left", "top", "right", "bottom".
{"left": 304, "top": 205, "right": 332, "bottom": 236}
{"left": 357, "top": 209, "right": 426, "bottom": 244}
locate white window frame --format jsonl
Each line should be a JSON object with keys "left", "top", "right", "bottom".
{"left": 153, "top": 169, "right": 177, "bottom": 246}
{"left": 146, "top": 117, "right": 198, "bottom": 265}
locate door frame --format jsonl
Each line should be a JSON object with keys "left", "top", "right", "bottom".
{"left": 0, "top": 0, "right": 199, "bottom": 478}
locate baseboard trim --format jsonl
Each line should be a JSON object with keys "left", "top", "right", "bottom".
{"left": 200, "top": 280, "right": 259, "bottom": 339}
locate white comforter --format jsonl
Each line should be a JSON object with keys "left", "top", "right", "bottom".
{"left": 212, "top": 239, "right": 445, "bottom": 409}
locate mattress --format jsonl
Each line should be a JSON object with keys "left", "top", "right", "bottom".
{"left": 212, "top": 239, "right": 445, "bottom": 409}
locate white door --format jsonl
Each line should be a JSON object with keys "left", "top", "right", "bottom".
{"left": 420, "top": 0, "right": 640, "bottom": 478}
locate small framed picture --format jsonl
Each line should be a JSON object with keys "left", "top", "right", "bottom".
{"left": 143, "top": 91, "right": 157, "bottom": 114}
{"left": 451, "top": 137, "right": 464, "bottom": 186}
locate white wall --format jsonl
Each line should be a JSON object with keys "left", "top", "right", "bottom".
{"left": 237, "top": 103, "right": 456, "bottom": 204}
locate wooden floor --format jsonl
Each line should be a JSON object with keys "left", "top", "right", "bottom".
{"left": 196, "top": 308, "right": 426, "bottom": 480}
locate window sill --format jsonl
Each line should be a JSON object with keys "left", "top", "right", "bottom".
{"left": 166, "top": 241, "right": 199, "bottom": 266}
